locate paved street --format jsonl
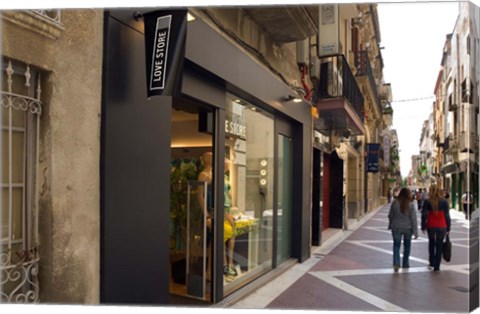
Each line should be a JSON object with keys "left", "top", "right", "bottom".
{"left": 231, "top": 203, "right": 476, "bottom": 312}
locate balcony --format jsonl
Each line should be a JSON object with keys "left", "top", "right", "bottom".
{"left": 458, "top": 131, "right": 478, "bottom": 153}
{"left": 448, "top": 94, "right": 458, "bottom": 111}
{"left": 314, "top": 55, "right": 365, "bottom": 136}
{"left": 244, "top": 6, "right": 317, "bottom": 43}
{"left": 244, "top": 5, "right": 358, "bottom": 44}
{"left": 378, "top": 83, "right": 392, "bottom": 103}
{"left": 443, "top": 133, "right": 458, "bottom": 152}
{"left": 355, "top": 50, "right": 382, "bottom": 115}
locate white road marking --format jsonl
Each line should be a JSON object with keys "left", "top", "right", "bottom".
{"left": 309, "top": 271, "right": 407, "bottom": 312}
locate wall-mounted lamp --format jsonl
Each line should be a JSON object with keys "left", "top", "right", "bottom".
{"left": 284, "top": 95, "right": 303, "bottom": 103}
{"left": 187, "top": 13, "right": 196, "bottom": 22}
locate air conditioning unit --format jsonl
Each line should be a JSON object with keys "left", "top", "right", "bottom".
{"left": 323, "top": 60, "right": 343, "bottom": 97}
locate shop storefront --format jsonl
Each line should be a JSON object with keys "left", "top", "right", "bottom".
{"left": 100, "top": 9, "right": 312, "bottom": 305}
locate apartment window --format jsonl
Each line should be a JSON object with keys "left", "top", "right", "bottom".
{"left": 1, "top": 58, "right": 42, "bottom": 303}
{"left": 467, "top": 35, "right": 470, "bottom": 55}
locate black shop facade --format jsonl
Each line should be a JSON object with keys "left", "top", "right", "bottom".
{"left": 100, "top": 9, "right": 313, "bottom": 305}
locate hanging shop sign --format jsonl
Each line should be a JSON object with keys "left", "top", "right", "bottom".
{"left": 144, "top": 9, "right": 187, "bottom": 97}
{"left": 366, "top": 143, "right": 380, "bottom": 173}
{"left": 382, "top": 133, "right": 390, "bottom": 167}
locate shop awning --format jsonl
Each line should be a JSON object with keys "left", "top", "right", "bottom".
{"left": 441, "top": 162, "right": 460, "bottom": 174}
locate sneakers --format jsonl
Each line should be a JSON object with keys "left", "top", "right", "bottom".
{"left": 394, "top": 265, "right": 399, "bottom": 272}
{"left": 224, "top": 265, "right": 237, "bottom": 277}
{"left": 224, "top": 265, "right": 238, "bottom": 283}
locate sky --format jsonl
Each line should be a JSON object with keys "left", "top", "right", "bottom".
{"left": 377, "top": 1, "right": 462, "bottom": 178}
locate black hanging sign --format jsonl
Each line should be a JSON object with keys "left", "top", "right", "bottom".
{"left": 144, "top": 9, "right": 187, "bottom": 97}
{"left": 366, "top": 143, "right": 380, "bottom": 173}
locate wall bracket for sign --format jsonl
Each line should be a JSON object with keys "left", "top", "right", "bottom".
{"left": 133, "top": 11, "right": 143, "bottom": 21}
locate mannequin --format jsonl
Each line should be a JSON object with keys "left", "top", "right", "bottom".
{"left": 197, "top": 152, "right": 213, "bottom": 281}
{"left": 198, "top": 152, "right": 213, "bottom": 219}
{"left": 197, "top": 152, "right": 237, "bottom": 281}
{"left": 223, "top": 157, "right": 237, "bottom": 280}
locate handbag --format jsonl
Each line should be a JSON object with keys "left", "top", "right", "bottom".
{"left": 442, "top": 234, "right": 452, "bottom": 262}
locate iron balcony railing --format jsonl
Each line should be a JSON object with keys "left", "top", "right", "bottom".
{"left": 340, "top": 55, "right": 364, "bottom": 123}
{"left": 356, "top": 50, "right": 382, "bottom": 115}
{"left": 316, "top": 54, "right": 364, "bottom": 123}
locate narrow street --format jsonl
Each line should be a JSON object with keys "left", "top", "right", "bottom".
{"left": 231, "top": 203, "right": 475, "bottom": 312}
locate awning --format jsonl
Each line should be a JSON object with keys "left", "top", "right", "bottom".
{"left": 441, "top": 162, "right": 460, "bottom": 174}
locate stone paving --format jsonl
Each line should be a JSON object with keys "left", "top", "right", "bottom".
{"left": 231, "top": 202, "right": 478, "bottom": 312}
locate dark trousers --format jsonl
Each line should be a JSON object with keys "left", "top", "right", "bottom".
{"left": 427, "top": 228, "right": 446, "bottom": 271}
{"left": 463, "top": 203, "right": 472, "bottom": 220}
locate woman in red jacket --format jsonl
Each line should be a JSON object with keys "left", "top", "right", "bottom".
{"left": 421, "top": 185, "right": 451, "bottom": 271}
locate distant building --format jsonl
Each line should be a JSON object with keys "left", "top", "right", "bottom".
{"left": 436, "top": 2, "right": 479, "bottom": 210}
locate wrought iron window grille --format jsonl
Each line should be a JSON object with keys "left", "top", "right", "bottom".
{"left": 1, "top": 58, "right": 42, "bottom": 303}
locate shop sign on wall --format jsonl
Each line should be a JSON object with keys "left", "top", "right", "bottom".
{"left": 366, "top": 143, "right": 380, "bottom": 173}
{"left": 225, "top": 111, "right": 246, "bottom": 139}
{"left": 225, "top": 118, "right": 246, "bottom": 139}
{"left": 144, "top": 10, "right": 187, "bottom": 97}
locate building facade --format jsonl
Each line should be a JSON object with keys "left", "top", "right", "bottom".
{"left": 1, "top": 9, "right": 103, "bottom": 303}
{"left": 437, "top": 2, "right": 479, "bottom": 210}
{"left": 1, "top": 4, "right": 392, "bottom": 305}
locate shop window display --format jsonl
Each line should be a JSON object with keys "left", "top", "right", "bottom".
{"left": 223, "top": 95, "right": 275, "bottom": 294}
{"left": 169, "top": 97, "right": 275, "bottom": 299}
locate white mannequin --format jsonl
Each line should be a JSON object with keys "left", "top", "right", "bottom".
{"left": 197, "top": 152, "right": 213, "bottom": 281}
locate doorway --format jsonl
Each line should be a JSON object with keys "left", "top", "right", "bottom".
{"left": 329, "top": 150, "right": 344, "bottom": 229}
{"left": 276, "top": 133, "right": 294, "bottom": 263}
{"left": 169, "top": 100, "right": 214, "bottom": 302}
{"left": 311, "top": 148, "right": 322, "bottom": 246}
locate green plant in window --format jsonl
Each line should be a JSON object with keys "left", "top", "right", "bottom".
{"left": 170, "top": 159, "right": 201, "bottom": 253}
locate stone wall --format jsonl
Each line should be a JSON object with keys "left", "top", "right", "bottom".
{"left": 1, "top": 9, "right": 103, "bottom": 304}
{"left": 194, "top": 8, "right": 303, "bottom": 91}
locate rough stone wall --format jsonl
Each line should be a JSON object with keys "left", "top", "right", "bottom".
{"left": 198, "top": 8, "right": 303, "bottom": 91}
{"left": 1, "top": 9, "right": 103, "bottom": 304}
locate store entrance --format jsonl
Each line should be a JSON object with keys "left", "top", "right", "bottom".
{"left": 169, "top": 100, "right": 214, "bottom": 302}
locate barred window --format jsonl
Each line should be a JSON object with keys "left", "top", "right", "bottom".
{"left": 1, "top": 58, "right": 42, "bottom": 303}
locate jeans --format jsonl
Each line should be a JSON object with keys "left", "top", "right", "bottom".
{"left": 392, "top": 228, "right": 413, "bottom": 268}
{"left": 427, "top": 228, "right": 446, "bottom": 271}
{"left": 464, "top": 204, "right": 472, "bottom": 220}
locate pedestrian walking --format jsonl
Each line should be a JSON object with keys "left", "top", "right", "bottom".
{"left": 388, "top": 187, "right": 418, "bottom": 272}
{"left": 416, "top": 189, "right": 423, "bottom": 210}
{"left": 443, "top": 189, "right": 450, "bottom": 208}
{"left": 421, "top": 185, "right": 451, "bottom": 272}
{"left": 461, "top": 191, "right": 473, "bottom": 220}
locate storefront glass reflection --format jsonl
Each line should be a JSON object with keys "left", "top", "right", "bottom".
{"left": 223, "top": 94, "right": 274, "bottom": 294}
